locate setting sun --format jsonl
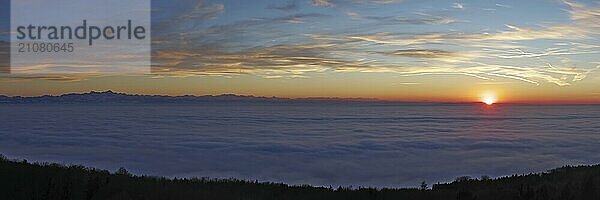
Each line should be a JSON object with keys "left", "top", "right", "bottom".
{"left": 482, "top": 92, "right": 498, "bottom": 105}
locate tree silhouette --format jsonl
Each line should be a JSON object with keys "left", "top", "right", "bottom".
{"left": 420, "top": 181, "right": 428, "bottom": 190}
{"left": 1, "top": 155, "right": 600, "bottom": 200}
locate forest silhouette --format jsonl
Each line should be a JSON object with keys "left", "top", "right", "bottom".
{"left": 1, "top": 155, "right": 599, "bottom": 200}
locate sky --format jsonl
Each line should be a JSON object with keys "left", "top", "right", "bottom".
{"left": 1, "top": 0, "right": 600, "bottom": 103}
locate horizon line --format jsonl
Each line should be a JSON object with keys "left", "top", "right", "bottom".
{"left": 2, "top": 90, "right": 600, "bottom": 105}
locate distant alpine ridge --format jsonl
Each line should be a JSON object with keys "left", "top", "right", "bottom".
{"left": 0, "top": 91, "right": 380, "bottom": 104}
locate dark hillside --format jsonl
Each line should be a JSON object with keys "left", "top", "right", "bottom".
{"left": 1, "top": 155, "right": 599, "bottom": 200}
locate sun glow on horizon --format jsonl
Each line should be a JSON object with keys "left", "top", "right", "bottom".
{"left": 481, "top": 92, "right": 498, "bottom": 105}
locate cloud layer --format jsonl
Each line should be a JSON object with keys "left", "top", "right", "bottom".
{"left": 2, "top": 103, "right": 600, "bottom": 187}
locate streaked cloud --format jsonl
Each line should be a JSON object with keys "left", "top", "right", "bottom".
{"left": 0, "top": 74, "right": 95, "bottom": 82}
{"left": 312, "top": 0, "right": 402, "bottom": 7}
{"left": 495, "top": 3, "right": 511, "bottom": 8}
{"left": 177, "top": 1, "right": 225, "bottom": 21}
{"left": 452, "top": 2, "right": 464, "bottom": 9}
{"left": 351, "top": 13, "right": 456, "bottom": 25}
{"left": 376, "top": 49, "right": 476, "bottom": 63}
{"left": 151, "top": 33, "right": 591, "bottom": 86}
{"left": 393, "top": 82, "right": 422, "bottom": 85}
{"left": 153, "top": 43, "right": 337, "bottom": 78}
{"left": 312, "top": 0, "right": 334, "bottom": 7}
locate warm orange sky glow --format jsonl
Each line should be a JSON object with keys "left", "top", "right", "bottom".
{"left": 0, "top": 73, "right": 600, "bottom": 104}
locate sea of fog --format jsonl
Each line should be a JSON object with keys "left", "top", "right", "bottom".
{"left": 1, "top": 102, "right": 600, "bottom": 187}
